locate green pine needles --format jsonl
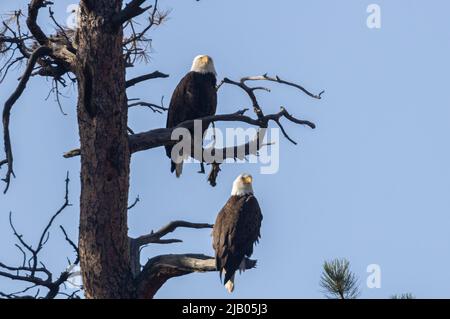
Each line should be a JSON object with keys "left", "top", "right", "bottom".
{"left": 320, "top": 258, "right": 360, "bottom": 299}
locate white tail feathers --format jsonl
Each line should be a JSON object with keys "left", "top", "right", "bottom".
{"left": 225, "top": 274, "right": 235, "bottom": 293}
{"left": 223, "top": 260, "right": 246, "bottom": 293}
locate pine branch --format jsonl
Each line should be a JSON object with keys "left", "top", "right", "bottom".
{"left": 320, "top": 258, "right": 360, "bottom": 299}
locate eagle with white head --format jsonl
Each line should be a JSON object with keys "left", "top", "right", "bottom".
{"left": 212, "top": 173, "right": 263, "bottom": 293}
{"left": 165, "top": 55, "right": 217, "bottom": 177}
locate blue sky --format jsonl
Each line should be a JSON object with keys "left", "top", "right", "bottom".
{"left": 1, "top": 0, "right": 450, "bottom": 298}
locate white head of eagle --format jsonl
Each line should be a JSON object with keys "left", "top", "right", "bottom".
{"left": 231, "top": 173, "right": 254, "bottom": 196}
{"left": 190, "top": 55, "right": 217, "bottom": 75}
{"left": 166, "top": 54, "right": 218, "bottom": 177}
{"left": 212, "top": 173, "right": 262, "bottom": 293}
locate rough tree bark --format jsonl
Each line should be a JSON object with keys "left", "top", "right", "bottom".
{"left": 76, "top": 0, "right": 134, "bottom": 298}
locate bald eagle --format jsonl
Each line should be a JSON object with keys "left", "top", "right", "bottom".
{"left": 212, "top": 174, "right": 263, "bottom": 293}
{"left": 165, "top": 55, "right": 217, "bottom": 177}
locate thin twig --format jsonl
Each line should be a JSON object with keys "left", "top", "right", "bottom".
{"left": 2, "top": 46, "right": 51, "bottom": 193}
{"left": 127, "top": 195, "right": 140, "bottom": 210}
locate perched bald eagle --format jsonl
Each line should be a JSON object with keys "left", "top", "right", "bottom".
{"left": 165, "top": 55, "right": 217, "bottom": 177}
{"left": 212, "top": 174, "right": 263, "bottom": 293}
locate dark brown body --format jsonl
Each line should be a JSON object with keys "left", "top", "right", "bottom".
{"left": 165, "top": 71, "right": 217, "bottom": 173}
{"left": 212, "top": 194, "right": 263, "bottom": 285}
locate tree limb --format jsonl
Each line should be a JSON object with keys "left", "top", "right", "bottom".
{"left": 127, "top": 195, "right": 140, "bottom": 210}
{"left": 60, "top": 225, "right": 79, "bottom": 265}
{"left": 221, "top": 77, "right": 265, "bottom": 120}
{"left": 128, "top": 100, "right": 167, "bottom": 113}
{"left": 126, "top": 71, "right": 169, "bottom": 88}
{"left": 63, "top": 73, "right": 320, "bottom": 188}
{"left": 133, "top": 220, "right": 213, "bottom": 247}
{"left": 26, "top": 0, "right": 52, "bottom": 45}
{"left": 122, "top": 0, "right": 167, "bottom": 47}
{"left": 129, "top": 220, "right": 213, "bottom": 276}
{"left": 63, "top": 107, "right": 315, "bottom": 161}
{"left": 0, "top": 266, "right": 50, "bottom": 287}
{"left": 240, "top": 73, "right": 325, "bottom": 100}
{"left": 0, "top": 173, "right": 80, "bottom": 299}
{"left": 136, "top": 254, "right": 257, "bottom": 299}
{"left": 1, "top": 7, "right": 75, "bottom": 86}
{"left": 113, "top": 0, "right": 152, "bottom": 26}
{"left": 2, "top": 46, "right": 51, "bottom": 193}
{"left": 2, "top": 12, "right": 32, "bottom": 58}
{"left": 128, "top": 107, "right": 314, "bottom": 155}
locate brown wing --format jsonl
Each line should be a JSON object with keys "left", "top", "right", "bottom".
{"left": 212, "top": 194, "right": 263, "bottom": 284}
{"left": 165, "top": 72, "right": 217, "bottom": 160}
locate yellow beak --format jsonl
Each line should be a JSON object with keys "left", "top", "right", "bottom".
{"left": 243, "top": 175, "right": 253, "bottom": 184}
{"left": 200, "top": 55, "right": 210, "bottom": 64}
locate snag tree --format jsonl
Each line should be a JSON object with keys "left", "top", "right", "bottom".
{"left": 0, "top": 0, "right": 322, "bottom": 298}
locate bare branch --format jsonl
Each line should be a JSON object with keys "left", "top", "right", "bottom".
{"left": 129, "top": 220, "right": 212, "bottom": 277}
{"left": 241, "top": 74, "right": 325, "bottom": 100}
{"left": 207, "top": 163, "right": 221, "bottom": 187}
{"left": 7, "top": 172, "right": 70, "bottom": 277}
{"left": 122, "top": 0, "right": 169, "bottom": 50}
{"left": 134, "top": 220, "right": 213, "bottom": 247}
{"left": 207, "top": 73, "right": 320, "bottom": 184}
{"left": 1, "top": 12, "right": 31, "bottom": 59}
{"left": 0, "top": 284, "right": 38, "bottom": 299}
{"left": 0, "top": 266, "right": 50, "bottom": 287}
{"left": 26, "top": 0, "right": 52, "bottom": 45}
{"left": 63, "top": 149, "right": 80, "bottom": 158}
{"left": 127, "top": 195, "right": 140, "bottom": 210}
{"left": 126, "top": 70, "right": 168, "bottom": 88}
{"left": 114, "top": 0, "right": 153, "bottom": 26}
{"left": 59, "top": 225, "right": 79, "bottom": 265}
{"left": 129, "top": 107, "right": 314, "bottom": 155}
{"left": 48, "top": 7, "right": 71, "bottom": 46}
{"left": 0, "top": 55, "right": 26, "bottom": 84}
{"left": 222, "top": 77, "right": 265, "bottom": 120}
{"left": 64, "top": 73, "right": 318, "bottom": 188}
{"left": 36, "top": 172, "right": 71, "bottom": 252}
{"left": 2, "top": 46, "right": 51, "bottom": 193}
{"left": 0, "top": 173, "right": 78, "bottom": 299}
{"left": 128, "top": 100, "right": 167, "bottom": 113}
{"left": 63, "top": 107, "right": 315, "bottom": 159}
{"left": 136, "top": 254, "right": 256, "bottom": 299}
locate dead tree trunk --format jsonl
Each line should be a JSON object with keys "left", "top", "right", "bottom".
{"left": 75, "top": 0, "right": 134, "bottom": 298}
{"left": 0, "top": 0, "right": 319, "bottom": 299}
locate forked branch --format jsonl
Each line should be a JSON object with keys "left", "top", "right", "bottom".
{"left": 63, "top": 73, "right": 321, "bottom": 186}
{"left": 129, "top": 220, "right": 213, "bottom": 276}
{"left": 126, "top": 70, "right": 169, "bottom": 88}
{"left": 136, "top": 254, "right": 257, "bottom": 299}
{"left": 133, "top": 220, "right": 213, "bottom": 246}
{"left": 0, "top": 173, "right": 80, "bottom": 299}
{"left": 64, "top": 107, "right": 315, "bottom": 159}
{"left": 240, "top": 73, "right": 325, "bottom": 100}
{"left": 114, "top": 0, "right": 153, "bottom": 26}
{"left": 26, "top": 0, "right": 52, "bottom": 45}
